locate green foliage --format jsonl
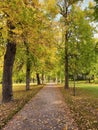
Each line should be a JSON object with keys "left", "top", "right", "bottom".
{"left": 0, "top": 0, "right": 98, "bottom": 128}
{"left": 0, "top": 0, "right": 97, "bottom": 86}
{"left": 58, "top": 4, "right": 96, "bottom": 77}
{"left": 94, "top": 0, "right": 98, "bottom": 20}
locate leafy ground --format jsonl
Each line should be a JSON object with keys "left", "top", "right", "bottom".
{"left": 0, "top": 84, "right": 43, "bottom": 129}
{"left": 59, "top": 81, "right": 98, "bottom": 130}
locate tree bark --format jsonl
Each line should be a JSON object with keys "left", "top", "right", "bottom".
{"left": 2, "top": 41, "right": 16, "bottom": 103}
{"left": 26, "top": 59, "right": 30, "bottom": 90}
{"left": 25, "top": 42, "right": 31, "bottom": 91}
{"left": 55, "top": 75, "right": 58, "bottom": 84}
{"left": 36, "top": 73, "right": 41, "bottom": 85}
{"left": 63, "top": 0, "right": 69, "bottom": 89}
{"left": 73, "top": 75, "right": 76, "bottom": 96}
{"left": 32, "top": 78, "right": 35, "bottom": 83}
{"left": 59, "top": 73, "right": 62, "bottom": 84}
{"left": 41, "top": 71, "right": 44, "bottom": 85}
{"left": 88, "top": 78, "right": 91, "bottom": 83}
{"left": 65, "top": 55, "right": 69, "bottom": 89}
{"left": 64, "top": 32, "right": 69, "bottom": 89}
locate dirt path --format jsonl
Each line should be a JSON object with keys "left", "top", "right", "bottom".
{"left": 2, "top": 84, "right": 78, "bottom": 130}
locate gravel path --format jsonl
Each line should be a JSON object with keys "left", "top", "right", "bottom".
{"left": 2, "top": 84, "right": 78, "bottom": 130}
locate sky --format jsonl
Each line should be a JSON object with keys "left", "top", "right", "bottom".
{"left": 55, "top": 0, "right": 94, "bottom": 20}
{"left": 81, "top": 0, "right": 98, "bottom": 38}
{"left": 39, "top": 0, "right": 98, "bottom": 38}
{"left": 82, "top": 0, "right": 94, "bottom": 8}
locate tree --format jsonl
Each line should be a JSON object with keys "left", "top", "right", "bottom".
{"left": 0, "top": 1, "right": 19, "bottom": 102}
{"left": 58, "top": 1, "right": 95, "bottom": 89}
{"left": 58, "top": 0, "right": 81, "bottom": 89}
{"left": 57, "top": 0, "right": 83, "bottom": 89}
{"left": 0, "top": 0, "right": 39, "bottom": 102}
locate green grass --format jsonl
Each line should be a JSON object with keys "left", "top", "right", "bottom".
{"left": 0, "top": 83, "right": 43, "bottom": 129}
{"left": 69, "top": 81, "right": 98, "bottom": 98}
{"left": 59, "top": 82, "right": 98, "bottom": 130}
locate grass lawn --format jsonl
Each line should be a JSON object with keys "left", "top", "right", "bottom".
{"left": 0, "top": 83, "right": 43, "bottom": 129}
{"left": 59, "top": 81, "right": 98, "bottom": 130}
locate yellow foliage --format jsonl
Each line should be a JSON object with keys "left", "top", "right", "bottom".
{"left": 47, "top": 0, "right": 56, "bottom": 7}
{"left": 11, "top": 28, "right": 23, "bottom": 35}
{"left": 89, "top": 1, "right": 95, "bottom": 8}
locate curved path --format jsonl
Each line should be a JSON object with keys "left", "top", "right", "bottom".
{"left": 2, "top": 84, "right": 78, "bottom": 130}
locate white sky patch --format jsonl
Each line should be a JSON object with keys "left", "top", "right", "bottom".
{"left": 94, "top": 34, "right": 98, "bottom": 38}
{"left": 91, "top": 22, "right": 98, "bottom": 38}
{"left": 81, "top": 0, "right": 94, "bottom": 9}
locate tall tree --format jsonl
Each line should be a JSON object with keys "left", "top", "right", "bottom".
{"left": 57, "top": 0, "right": 83, "bottom": 89}
{"left": 0, "top": 1, "right": 20, "bottom": 102}
{"left": 0, "top": 0, "right": 38, "bottom": 102}
{"left": 57, "top": 0, "right": 95, "bottom": 89}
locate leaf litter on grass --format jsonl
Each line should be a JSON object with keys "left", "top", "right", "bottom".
{"left": 59, "top": 85, "right": 98, "bottom": 130}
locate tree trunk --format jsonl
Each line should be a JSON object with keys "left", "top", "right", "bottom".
{"left": 64, "top": 1, "right": 69, "bottom": 89}
{"left": 88, "top": 78, "right": 91, "bottom": 83}
{"left": 59, "top": 73, "right": 62, "bottom": 84}
{"left": 25, "top": 42, "right": 31, "bottom": 91}
{"left": 2, "top": 41, "right": 16, "bottom": 103}
{"left": 64, "top": 32, "right": 69, "bottom": 89}
{"left": 55, "top": 75, "right": 58, "bottom": 84}
{"left": 42, "top": 71, "right": 44, "bottom": 85}
{"left": 26, "top": 59, "right": 30, "bottom": 90}
{"left": 65, "top": 55, "right": 69, "bottom": 89}
{"left": 73, "top": 75, "right": 76, "bottom": 96}
{"left": 43, "top": 74, "right": 46, "bottom": 84}
{"left": 36, "top": 73, "right": 41, "bottom": 85}
{"left": 32, "top": 78, "right": 35, "bottom": 83}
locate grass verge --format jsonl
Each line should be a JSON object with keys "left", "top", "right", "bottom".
{"left": 59, "top": 82, "right": 98, "bottom": 130}
{"left": 0, "top": 84, "right": 43, "bottom": 129}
